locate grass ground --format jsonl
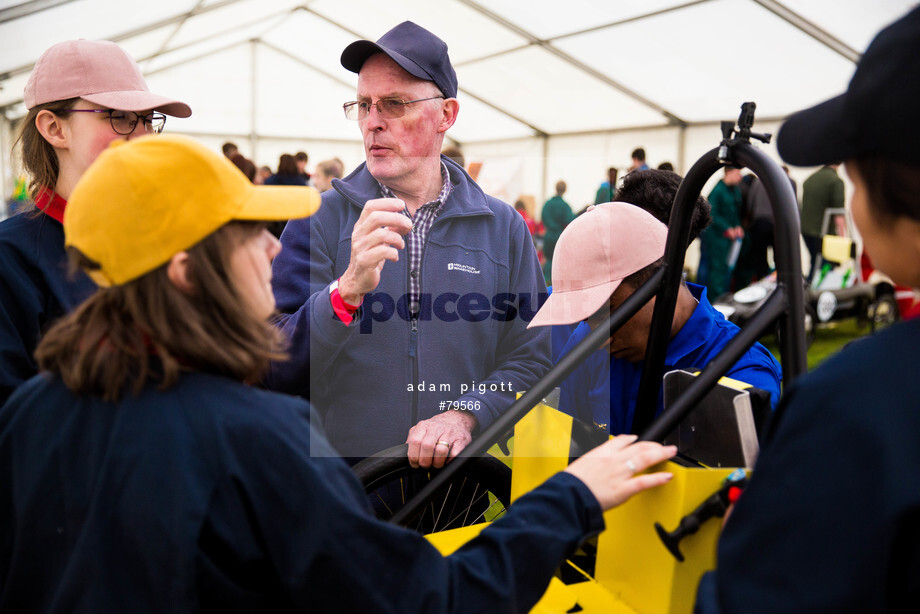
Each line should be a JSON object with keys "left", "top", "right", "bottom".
{"left": 761, "top": 317, "right": 868, "bottom": 371}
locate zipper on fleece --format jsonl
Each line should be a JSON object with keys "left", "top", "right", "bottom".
{"left": 409, "top": 317, "right": 419, "bottom": 426}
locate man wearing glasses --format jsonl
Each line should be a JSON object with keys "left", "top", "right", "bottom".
{"left": 269, "top": 22, "right": 550, "bottom": 466}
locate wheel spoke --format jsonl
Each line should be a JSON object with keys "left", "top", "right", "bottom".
{"left": 460, "top": 483, "right": 480, "bottom": 527}
{"left": 443, "top": 487, "right": 506, "bottom": 529}
{"left": 431, "top": 482, "right": 453, "bottom": 531}
{"left": 442, "top": 477, "right": 469, "bottom": 529}
{"left": 468, "top": 497, "right": 507, "bottom": 526}
{"left": 373, "top": 491, "right": 394, "bottom": 517}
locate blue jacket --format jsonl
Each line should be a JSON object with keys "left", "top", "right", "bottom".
{"left": 269, "top": 156, "right": 551, "bottom": 457}
{"left": 696, "top": 317, "right": 920, "bottom": 613}
{"left": 0, "top": 371, "right": 603, "bottom": 612}
{"left": 0, "top": 211, "right": 96, "bottom": 404}
{"left": 558, "top": 284, "right": 781, "bottom": 434}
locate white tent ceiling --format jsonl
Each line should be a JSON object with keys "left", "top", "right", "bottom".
{"left": 0, "top": 0, "right": 916, "bottom": 208}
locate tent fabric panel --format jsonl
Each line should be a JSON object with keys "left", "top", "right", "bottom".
{"left": 150, "top": 44, "right": 254, "bottom": 135}
{"left": 451, "top": 95, "right": 543, "bottom": 142}
{"left": 258, "top": 9, "right": 366, "bottom": 88}
{"left": 142, "top": 11, "right": 291, "bottom": 74}
{"left": 481, "top": 0, "right": 699, "bottom": 41}
{"left": 253, "top": 44, "right": 359, "bottom": 141}
{"left": 0, "top": 0, "right": 196, "bottom": 72}
{"left": 307, "top": 0, "right": 530, "bottom": 65}
{"left": 0, "top": 73, "right": 31, "bottom": 110}
{"left": 461, "top": 45, "right": 668, "bottom": 135}
{"left": 114, "top": 28, "right": 190, "bottom": 70}
{"left": 780, "top": 0, "right": 917, "bottom": 51}
{"left": 166, "top": 0, "right": 303, "bottom": 49}
{"left": 554, "top": 0, "right": 857, "bottom": 123}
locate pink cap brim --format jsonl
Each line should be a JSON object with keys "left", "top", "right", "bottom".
{"left": 528, "top": 278, "right": 624, "bottom": 328}
{"left": 81, "top": 90, "right": 191, "bottom": 118}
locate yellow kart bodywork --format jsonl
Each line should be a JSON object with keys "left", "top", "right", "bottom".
{"left": 426, "top": 402, "right": 738, "bottom": 614}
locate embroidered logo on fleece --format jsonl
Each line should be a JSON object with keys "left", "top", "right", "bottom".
{"left": 447, "top": 263, "right": 480, "bottom": 275}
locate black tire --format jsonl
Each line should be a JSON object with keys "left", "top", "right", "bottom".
{"left": 869, "top": 292, "right": 899, "bottom": 333}
{"left": 353, "top": 444, "right": 512, "bottom": 532}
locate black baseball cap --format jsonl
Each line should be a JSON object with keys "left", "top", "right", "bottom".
{"left": 778, "top": 6, "right": 920, "bottom": 167}
{"left": 341, "top": 21, "right": 458, "bottom": 99}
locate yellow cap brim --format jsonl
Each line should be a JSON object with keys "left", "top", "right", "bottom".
{"left": 234, "top": 184, "right": 321, "bottom": 223}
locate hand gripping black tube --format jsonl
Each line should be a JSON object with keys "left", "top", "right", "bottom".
{"left": 389, "top": 268, "right": 666, "bottom": 526}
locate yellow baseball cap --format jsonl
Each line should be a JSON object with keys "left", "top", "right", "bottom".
{"left": 65, "top": 134, "right": 320, "bottom": 287}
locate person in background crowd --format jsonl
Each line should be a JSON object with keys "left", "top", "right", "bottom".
{"left": 629, "top": 147, "right": 649, "bottom": 172}
{"left": 0, "top": 38, "right": 190, "bottom": 405}
{"left": 0, "top": 133, "right": 679, "bottom": 613}
{"left": 513, "top": 199, "right": 535, "bottom": 235}
{"left": 743, "top": 176, "right": 775, "bottom": 281}
{"left": 294, "top": 150, "right": 311, "bottom": 184}
{"left": 313, "top": 157, "right": 345, "bottom": 192}
{"left": 268, "top": 21, "right": 550, "bottom": 465}
{"left": 265, "top": 154, "right": 309, "bottom": 187}
{"left": 730, "top": 172, "right": 757, "bottom": 290}
{"left": 594, "top": 166, "right": 619, "bottom": 205}
{"left": 800, "top": 163, "right": 845, "bottom": 283}
{"left": 254, "top": 165, "right": 272, "bottom": 185}
{"left": 699, "top": 166, "right": 744, "bottom": 297}
{"left": 782, "top": 164, "right": 798, "bottom": 200}
{"left": 263, "top": 154, "right": 308, "bottom": 238}
{"left": 697, "top": 7, "right": 920, "bottom": 611}
{"left": 657, "top": 161, "right": 674, "bottom": 171}
{"left": 541, "top": 180, "right": 575, "bottom": 284}
{"left": 3, "top": 175, "right": 31, "bottom": 217}
{"left": 222, "top": 142, "right": 256, "bottom": 182}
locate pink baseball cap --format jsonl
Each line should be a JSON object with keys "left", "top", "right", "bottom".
{"left": 24, "top": 39, "right": 191, "bottom": 118}
{"left": 529, "top": 202, "right": 668, "bottom": 328}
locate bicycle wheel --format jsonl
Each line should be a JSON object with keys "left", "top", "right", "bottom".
{"left": 353, "top": 444, "right": 512, "bottom": 533}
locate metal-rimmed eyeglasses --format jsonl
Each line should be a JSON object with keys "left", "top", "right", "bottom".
{"left": 64, "top": 109, "right": 167, "bottom": 135}
{"left": 342, "top": 96, "right": 445, "bottom": 121}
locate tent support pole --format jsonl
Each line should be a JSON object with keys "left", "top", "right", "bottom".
{"left": 678, "top": 123, "right": 687, "bottom": 174}
{"left": 249, "top": 39, "right": 258, "bottom": 165}
{"left": 541, "top": 135, "right": 549, "bottom": 204}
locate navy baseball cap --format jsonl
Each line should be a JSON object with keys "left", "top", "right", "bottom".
{"left": 341, "top": 21, "right": 458, "bottom": 99}
{"left": 778, "top": 7, "right": 920, "bottom": 166}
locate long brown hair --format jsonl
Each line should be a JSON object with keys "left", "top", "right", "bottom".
{"left": 35, "top": 222, "right": 287, "bottom": 401}
{"left": 277, "top": 153, "right": 298, "bottom": 176}
{"left": 13, "top": 98, "right": 79, "bottom": 209}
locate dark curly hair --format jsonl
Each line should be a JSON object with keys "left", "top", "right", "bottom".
{"left": 615, "top": 169, "right": 712, "bottom": 242}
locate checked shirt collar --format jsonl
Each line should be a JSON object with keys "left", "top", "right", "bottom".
{"left": 377, "top": 161, "right": 453, "bottom": 319}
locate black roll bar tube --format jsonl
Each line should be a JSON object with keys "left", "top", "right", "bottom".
{"left": 633, "top": 104, "right": 807, "bottom": 438}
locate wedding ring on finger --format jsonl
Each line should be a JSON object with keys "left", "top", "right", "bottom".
{"left": 625, "top": 459, "right": 637, "bottom": 473}
{"left": 436, "top": 441, "right": 451, "bottom": 449}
